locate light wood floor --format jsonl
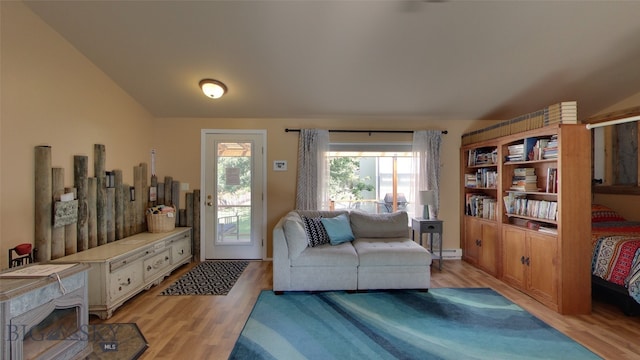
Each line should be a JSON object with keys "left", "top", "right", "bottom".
{"left": 92, "top": 260, "right": 640, "bottom": 359}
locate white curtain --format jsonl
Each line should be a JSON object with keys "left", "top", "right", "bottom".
{"left": 295, "top": 129, "right": 330, "bottom": 210}
{"left": 411, "top": 130, "right": 442, "bottom": 218}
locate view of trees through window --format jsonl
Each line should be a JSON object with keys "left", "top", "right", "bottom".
{"left": 328, "top": 150, "right": 413, "bottom": 214}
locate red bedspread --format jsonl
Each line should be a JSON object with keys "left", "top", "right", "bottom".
{"left": 591, "top": 221, "right": 640, "bottom": 303}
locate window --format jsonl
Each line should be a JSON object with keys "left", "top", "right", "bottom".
{"left": 328, "top": 143, "right": 415, "bottom": 216}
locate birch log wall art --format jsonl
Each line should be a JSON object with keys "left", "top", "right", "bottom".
{"left": 33, "top": 144, "right": 201, "bottom": 262}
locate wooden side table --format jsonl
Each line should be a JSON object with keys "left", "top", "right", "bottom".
{"left": 412, "top": 218, "right": 444, "bottom": 270}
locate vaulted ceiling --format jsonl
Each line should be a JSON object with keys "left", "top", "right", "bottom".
{"left": 24, "top": 0, "right": 640, "bottom": 121}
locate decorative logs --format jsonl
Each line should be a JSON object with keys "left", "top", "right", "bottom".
{"left": 87, "top": 177, "right": 98, "bottom": 249}
{"left": 185, "top": 192, "right": 194, "bottom": 228}
{"left": 164, "top": 176, "right": 173, "bottom": 206}
{"left": 33, "top": 145, "right": 201, "bottom": 262}
{"left": 140, "top": 163, "right": 148, "bottom": 232}
{"left": 172, "top": 180, "right": 181, "bottom": 225}
{"left": 107, "top": 187, "right": 115, "bottom": 243}
{"left": 113, "top": 170, "right": 124, "bottom": 240}
{"left": 74, "top": 155, "right": 89, "bottom": 252}
{"left": 157, "top": 182, "right": 165, "bottom": 205}
{"left": 95, "top": 144, "right": 107, "bottom": 246}
{"left": 64, "top": 187, "right": 78, "bottom": 255}
{"left": 51, "top": 167, "right": 66, "bottom": 259}
{"left": 34, "top": 146, "right": 52, "bottom": 262}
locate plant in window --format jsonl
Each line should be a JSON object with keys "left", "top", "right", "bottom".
{"left": 329, "top": 157, "right": 374, "bottom": 204}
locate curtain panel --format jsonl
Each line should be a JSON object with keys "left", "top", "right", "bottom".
{"left": 295, "top": 129, "right": 330, "bottom": 210}
{"left": 411, "top": 130, "right": 443, "bottom": 218}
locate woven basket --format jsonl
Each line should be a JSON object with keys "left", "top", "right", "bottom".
{"left": 146, "top": 212, "right": 176, "bottom": 233}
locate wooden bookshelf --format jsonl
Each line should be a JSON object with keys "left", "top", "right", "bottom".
{"left": 461, "top": 123, "right": 591, "bottom": 314}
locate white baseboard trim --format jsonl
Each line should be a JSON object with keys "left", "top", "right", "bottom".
{"left": 441, "top": 248, "right": 462, "bottom": 260}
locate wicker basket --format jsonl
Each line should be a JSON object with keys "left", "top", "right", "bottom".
{"left": 146, "top": 212, "right": 176, "bottom": 233}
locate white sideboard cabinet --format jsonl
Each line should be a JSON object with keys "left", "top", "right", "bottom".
{"left": 54, "top": 228, "right": 192, "bottom": 319}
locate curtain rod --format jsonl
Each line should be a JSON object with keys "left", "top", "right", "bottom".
{"left": 585, "top": 115, "right": 640, "bottom": 130}
{"left": 285, "top": 128, "right": 448, "bottom": 134}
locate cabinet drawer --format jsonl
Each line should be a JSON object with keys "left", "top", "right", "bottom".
{"left": 143, "top": 249, "right": 171, "bottom": 280}
{"left": 109, "top": 263, "right": 143, "bottom": 302}
{"left": 110, "top": 249, "right": 151, "bottom": 272}
{"left": 422, "top": 222, "right": 443, "bottom": 233}
{"left": 171, "top": 237, "right": 191, "bottom": 264}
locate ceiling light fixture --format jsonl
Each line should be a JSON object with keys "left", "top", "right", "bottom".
{"left": 199, "top": 79, "right": 227, "bottom": 99}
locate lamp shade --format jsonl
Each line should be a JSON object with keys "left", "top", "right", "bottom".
{"left": 419, "top": 190, "right": 435, "bottom": 206}
{"left": 419, "top": 190, "right": 436, "bottom": 219}
{"left": 199, "top": 79, "right": 227, "bottom": 99}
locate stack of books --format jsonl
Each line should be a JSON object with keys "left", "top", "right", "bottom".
{"left": 543, "top": 101, "right": 578, "bottom": 125}
{"left": 542, "top": 135, "right": 558, "bottom": 159}
{"left": 506, "top": 143, "right": 525, "bottom": 162}
{"left": 511, "top": 168, "right": 538, "bottom": 191}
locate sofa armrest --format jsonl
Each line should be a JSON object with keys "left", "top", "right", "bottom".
{"left": 272, "top": 215, "right": 291, "bottom": 291}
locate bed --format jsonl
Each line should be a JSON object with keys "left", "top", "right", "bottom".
{"left": 591, "top": 204, "right": 640, "bottom": 314}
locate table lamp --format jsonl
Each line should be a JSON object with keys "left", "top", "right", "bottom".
{"left": 419, "top": 190, "right": 436, "bottom": 219}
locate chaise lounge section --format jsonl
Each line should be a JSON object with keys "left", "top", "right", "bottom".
{"left": 273, "top": 210, "right": 431, "bottom": 293}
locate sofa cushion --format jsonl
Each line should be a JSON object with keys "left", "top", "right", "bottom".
{"left": 297, "top": 210, "right": 349, "bottom": 219}
{"left": 282, "top": 212, "right": 309, "bottom": 259}
{"left": 349, "top": 211, "right": 409, "bottom": 238}
{"left": 291, "top": 242, "right": 359, "bottom": 267}
{"left": 321, "top": 214, "right": 355, "bottom": 245}
{"left": 353, "top": 238, "right": 431, "bottom": 266}
{"left": 301, "top": 215, "right": 330, "bottom": 247}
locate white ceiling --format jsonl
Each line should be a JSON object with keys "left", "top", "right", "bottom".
{"left": 24, "top": 0, "right": 640, "bottom": 121}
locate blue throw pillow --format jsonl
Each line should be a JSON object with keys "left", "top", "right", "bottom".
{"left": 321, "top": 214, "right": 355, "bottom": 245}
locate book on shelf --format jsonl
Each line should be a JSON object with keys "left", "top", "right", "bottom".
{"left": 545, "top": 167, "right": 558, "bottom": 193}
{"left": 503, "top": 192, "right": 526, "bottom": 215}
{"left": 538, "top": 226, "right": 558, "bottom": 235}
{"left": 466, "top": 194, "right": 497, "bottom": 220}
{"left": 504, "top": 196, "right": 557, "bottom": 221}
{"left": 468, "top": 148, "right": 498, "bottom": 166}
{"left": 527, "top": 137, "right": 551, "bottom": 161}
{"left": 476, "top": 168, "right": 497, "bottom": 188}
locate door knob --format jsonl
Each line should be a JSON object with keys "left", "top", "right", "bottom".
{"left": 207, "top": 202, "right": 213, "bottom": 206}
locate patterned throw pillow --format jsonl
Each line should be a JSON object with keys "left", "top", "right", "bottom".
{"left": 301, "top": 215, "right": 330, "bottom": 247}
{"left": 591, "top": 204, "right": 626, "bottom": 223}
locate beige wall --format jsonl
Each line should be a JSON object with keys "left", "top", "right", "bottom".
{"left": 1, "top": 2, "right": 154, "bottom": 269}
{"left": 153, "top": 117, "right": 497, "bottom": 258}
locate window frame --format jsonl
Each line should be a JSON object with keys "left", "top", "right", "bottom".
{"left": 588, "top": 106, "right": 640, "bottom": 194}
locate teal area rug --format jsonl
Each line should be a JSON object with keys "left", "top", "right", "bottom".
{"left": 229, "top": 288, "right": 601, "bottom": 360}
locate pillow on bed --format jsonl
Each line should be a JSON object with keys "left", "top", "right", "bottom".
{"left": 591, "top": 204, "right": 626, "bottom": 223}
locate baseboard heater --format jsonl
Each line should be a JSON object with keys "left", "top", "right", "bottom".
{"left": 441, "top": 248, "right": 462, "bottom": 260}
